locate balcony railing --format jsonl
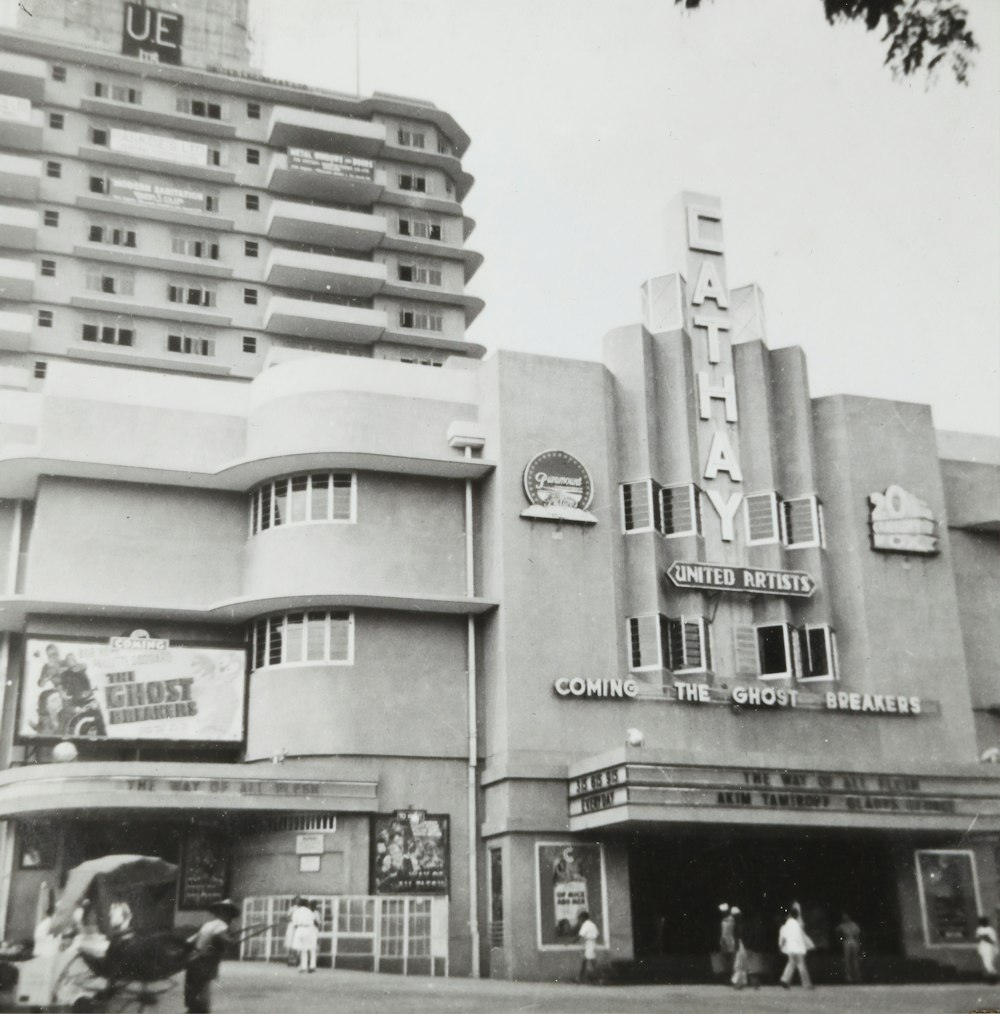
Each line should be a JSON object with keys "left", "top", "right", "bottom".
{"left": 0, "top": 256, "right": 35, "bottom": 301}
{"left": 267, "top": 200, "right": 385, "bottom": 251}
{"left": 0, "top": 204, "right": 38, "bottom": 248}
{"left": 0, "top": 96, "right": 43, "bottom": 151}
{"left": 267, "top": 150, "right": 385, "bottom": 205}
{"left": 0, "top": 310, "right": 32, "bottom": 352}
{"left": 0, "top": 153, "right": 41, "bottom": 201}
{"left": 268, "top": 106, "right": 385, "bottom": 156}
{"left": 264, "top": 295, "right": 387, "bottom": 344}
{"left": 0, "top": 53, "right": 47, "bottom": 103}
{"left": 266, "top": 248, "right": 385, "bottom": 297}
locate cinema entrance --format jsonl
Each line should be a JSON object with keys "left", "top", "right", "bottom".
{"left": 625, "top": 826, "right": 907, "bottom": 983}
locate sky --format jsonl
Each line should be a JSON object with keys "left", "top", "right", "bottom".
{"left": 255, "top": 0, "right": 1000, "bottom": 437}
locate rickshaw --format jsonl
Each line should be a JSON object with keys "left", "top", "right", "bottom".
{"left": 1, "top": 854, "right": 194, "bottom": 1013}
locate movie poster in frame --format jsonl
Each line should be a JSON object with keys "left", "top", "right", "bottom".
{"left": 180, "top": 827, "right": 230, "bottom": 911}
{"left": 535, "top": 842, "right": 607, "bottom": 950}
{"left": 370, "top": 812, "right": 449, "bottom": 895}
{"left": 915, "top": 849, "right": 982, "bottom": 946}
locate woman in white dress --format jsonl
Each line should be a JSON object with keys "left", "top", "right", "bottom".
{"left": 976, "top": 916, "right": 998, "bottom": 981}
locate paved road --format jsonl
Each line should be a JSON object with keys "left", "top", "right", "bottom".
{"left": 76, "top": 962, "right": 999, "bottom": 1014}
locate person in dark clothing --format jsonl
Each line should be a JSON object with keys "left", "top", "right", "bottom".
{"left": 836, "top": 913, "right": 863, "bottom": 983}
{"left": 184, "top": 899, "right": 239, "bottom": 1014}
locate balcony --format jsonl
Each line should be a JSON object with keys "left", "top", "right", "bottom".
{"left": 268, "top": 106, "right": 385, "bottom": 157}
{"left": 79, "top": 98, "right": 239, "bottom": 138}
{"left": 0, "top": 53, "right": 46, "bottom": 103}
{"left": 0, "top": 152, "right": 40, "bottom": 202}
{"left": 265, "top": 295, "right": 387, "bottom": 344}
{"left": 0, "top": 204, "right": 39, "bottom": 248}
{"left": 268, "top": 150, "right": 385, "bottom": 205}
{"left": 0, "top": 257, "right": 34, "bottom": 301}
{"left": 0, "top": 310, "right": 32, "bottom": 352}
{"left": 267, "top": 199, "right": 385, "bottom": 251}
{"left": 266, "top": 248, "right": 385, "bottom": 297}
{"left": 0, "top": 94, "right": 43, "bottom": 151}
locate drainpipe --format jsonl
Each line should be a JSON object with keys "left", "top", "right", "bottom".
{"left": 447, "top": 422, "right": 485, "bottom": 979}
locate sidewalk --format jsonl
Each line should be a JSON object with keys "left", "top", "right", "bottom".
{"left": 139, "top": 963, "right": 1000, "bottom": 1014}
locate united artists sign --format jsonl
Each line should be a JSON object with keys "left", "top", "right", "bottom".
{"left": 666, "top": 560, "right": 815, "bottom": 598}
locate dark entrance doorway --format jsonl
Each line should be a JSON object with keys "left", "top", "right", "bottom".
{"left": 627, "top": 827, "right": 903, "bottom": 981}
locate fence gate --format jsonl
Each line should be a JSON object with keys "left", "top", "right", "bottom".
{"left": 240, "top": 895, "right": 448, "bottom": 976}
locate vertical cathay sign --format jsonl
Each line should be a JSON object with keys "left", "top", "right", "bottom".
{"left": 685, "top": 199, "right": 744, "bottom": 541}
{"left": 122, "top": 3, "right": 183, "bottom": 65}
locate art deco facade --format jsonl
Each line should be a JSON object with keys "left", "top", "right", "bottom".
{"left": 0, "top": 0, "right": 997, "bottom": 988}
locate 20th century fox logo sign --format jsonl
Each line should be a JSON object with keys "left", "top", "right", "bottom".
{"left": 122, "top": 2, "right": 183, "bottom": 65}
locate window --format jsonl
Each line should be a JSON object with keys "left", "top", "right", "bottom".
{"left": 796, "top": 625, "right": 838, "bottom": 682}
{"left": 37, "top": 310, "right": 53, "bottom": 328}
{"left": 397, "top": 128, "right": 426, "bottom": 149}
{"left": 250, "top": 611, "right": 354, "bottom": 670}
{"left": 247, "top": 102, "right": 261, "bottom": 119}
{"left": 397, "top": 260, "right": 442, "bottom": 286}
{"left": 51, "top": 65, "right": 66, "bottom": 82}
{"left": 88, "top": 223, "right": 137, "bottom": 248}
{"left": 663, "top": 616, "right": 712, "bottom": 673}
{"left": 206, "top": 148, "right": 222, "bottom": 167}
{"left": 744, "top": 491, "right": 780, "bottom": 545}
{"left": 167, "top": 334, "right": 215, "bottom": 357}
{"left": 397, "top": 216, "right": 442, "bottom": 241}
{"left": 204, "top": 192, "right": 219, "bottom": 212}
{"left": 398, "top": 306, "right": 442, "bottom": 332}
{"left": 660, "top": 484, "right": 702, "bottom": 537}
{"left": 40, "top": 259, "right": 56, "bottom": 278}
{"left": 167, "top": 282, "right": 216, "bottom": 307}
{"left": 244, "top": 288, "right": 258, "bottom": 305}
{"left": 251, "top": 473, "right": 355, "bottom": 533}
{"left": 246, "top": 148, "right": 260, "bottom": 165}
{"left": 43, "top": 210, "right": 59, "bottom": 227}
{"left": 397, "top": 355, "right": 444, "bottom": 367}
{"left": 46, "top": 161, "right": 61, "bottom": 179}
{"left": 94, "top": 81, "right": 141, "bottom": 104}
{"left": 90, "top": 127, "right": 109, "bottom": 146}
{"left": 81, "top": 322, "right": 134, "bottom": 346}
{"left": 736, "top": 622, "right": 838, "bottom": 682}
{"left": 34, "top": 361, "right": 47, "bottom": 380}
{"left": 176, "top": 97, "right": 223, "bottom": 120}
{"left": 48, "top": 112, "right": 64, "bottom": 130}
{"left": 755, "top": 623, "right": 794, "bottom": 680}
{"left": 781, "top": 494, "right": 825, "bottom": 549}
{"left": 245, "top": 194, "right": 260, "bottom": 211}
{"left": 86, "top": 268, "right": 134, "bottom": 296}
{"left": 244, "top": 240, "right": 259, "bottom": 258}
{"left": 242, "top": 335, "right": 257, "bottom": 353}
{"left": 627, "top": 614, "right": 711, "bottom": 673}
{"left": 171, "top": 235, "right": 219, "bottom": 260}
{"left": 89, "top": 175, "right": 106, "bottom": 194}
{"left": 621, "top": 479, "right": 661, "bottom": 533}
{"left": 398, "top": 173, "right": 427, "bottom": 193}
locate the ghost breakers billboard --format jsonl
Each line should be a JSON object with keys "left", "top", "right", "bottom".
{"left": 20, "top": 637, "right": 245, "bottom": 743}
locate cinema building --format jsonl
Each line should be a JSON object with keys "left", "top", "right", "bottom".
{"left": 0, "top": 1, "right": 999, "bottom": 986}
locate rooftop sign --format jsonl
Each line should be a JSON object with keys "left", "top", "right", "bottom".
{"left": 122, "top": 3, "right": 183, "bottom": 65}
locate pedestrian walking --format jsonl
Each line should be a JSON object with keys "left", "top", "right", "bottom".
{"left": 778, "top": 907, "right": 814, "bottom": 989}
{"left": 575, "top": 910, "right": 600, "bottom": 984}
{"left": 718, "top": 903, "right": 736, "bottom": 981}
{"left": 184, "top": 898, "right": 239, "bottom": 1014}
{"left": 730, "top": 907, "right": 749, "bottom": 990}
{"left": 835, "top": 912, "right": 863, "bottom": 983}
{"left": 291, "top": 897, "right": 319, "bottom": 973}
{"left": 284, "top": 896, "right": 303, "bottom": 967}
{"left": 975, "top": 915, "right": 998, "bottom": 981}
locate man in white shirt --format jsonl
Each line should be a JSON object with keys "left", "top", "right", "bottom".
{"left": 576, "top": 910, "right": 600, "bottom": 984}
{"left": 778, "top": 909, "right": 813, "bottom": 989}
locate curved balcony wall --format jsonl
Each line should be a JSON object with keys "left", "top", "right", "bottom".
{"left": 244, "top": 611, "right": 468, "bottom": 761}
{"left": 245, "top": 357, "right": 479, "bottom": 467}
{"left": 242, "top": 473, "right": 466, "bottom": 602}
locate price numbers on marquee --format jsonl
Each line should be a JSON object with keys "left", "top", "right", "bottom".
{"left": 572, "top": 766, "right": 624, "bottom": 798}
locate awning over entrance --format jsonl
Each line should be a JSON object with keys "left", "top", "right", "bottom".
{"left": 0, "top": 761, "right": 378, "bottom": 817}
{"left": 567, "top": 748, "right": 1000, "bottom": 833}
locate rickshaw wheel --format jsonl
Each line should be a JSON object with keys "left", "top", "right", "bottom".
{"left": 53, "top": 953, "right": 105, "bottom": 1008}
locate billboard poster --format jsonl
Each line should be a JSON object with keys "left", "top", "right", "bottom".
{"left": 287, "top": 147, "right": 375, "bottom": 181}
{"left": 915, "top": 849, "right": 981, "bottom": 946}
{"left": 110, "top": 128, "right": 207, "bottom": 168}
{"left": 535, "top": 842, "right": 606, "bottom": 949}
{"left": 0, "top": 94, "right": 33, "bottom": 123}
{"left": 20, "top": 637, "right": 245, "bottom": 743}
{"left": 108, "top": 176, "right": 205, "bottom": 212}
{"left": 180, "top": 827, "right": 229, "bottom": 910}
{"left": 371, "top": 812, "right": 448, "bottom": 895}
